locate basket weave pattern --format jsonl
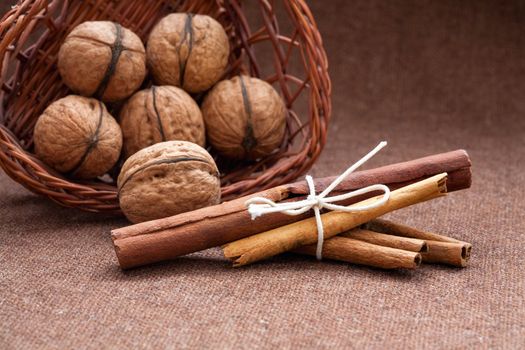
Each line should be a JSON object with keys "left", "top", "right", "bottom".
{"left": 0, "top": 0, "right": 331, "bottom": 214}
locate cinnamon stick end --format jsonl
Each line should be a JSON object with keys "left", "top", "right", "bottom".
{"left": 229, "top": 256, "right": 247, "bottom": 268}
{"left": 112, "top": 240, "right": 127, "bottom": 269}
{"left": 437, "top": 173, "right": 448, "bottom": 193}
{"left": 459, "top": 243, "right": 472, "bottom": 267}
{"left": 414, "top": 253, "right": 422, "bottom": 267}
{"left": 222, "top": 246, "right": 244, "bottom": 267}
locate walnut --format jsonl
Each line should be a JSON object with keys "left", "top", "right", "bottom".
{"left": 146, "top": 13, "right": 230, "bottom": 93}
{"left": 201, "top": 75, "right": 287, "bottom": 160}
{"left": 117, "top": 141, "right": 221, "bottom": 223}
{"left": 119, "top": 85, "right": 205, "bottom": 158}
{"left": 33, "top": 95, "right": 122, "bottom": 179}
{"left": 58, "top": 21, "right": 147, "bottom": 102}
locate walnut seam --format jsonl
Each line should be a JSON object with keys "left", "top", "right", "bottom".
{"left": 239, "top": 75, "right": 257, "bottom": 153}
{"left": 68, "top": 100, "right": 104, "bottom": 176}
{"left": 117, "top": 156, "right": 217, "bottom": 197}
{"left": 151, "top": 86, "right": 166, "bottom": 141}
{"left": 177, "top": 13, "right": 194, "bottom": 88}
{"left": 94, "top": 22, "right": 123, "bottom": 99}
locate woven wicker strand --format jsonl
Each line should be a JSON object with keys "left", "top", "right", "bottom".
{"left": 0, "top": 0, "right": 331, "bottom": 214}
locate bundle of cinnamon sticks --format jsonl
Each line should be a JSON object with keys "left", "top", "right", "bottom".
{"left": 294, "top": 219, "right": 472, "bottom": 269}
{"left": 111, "top": 149, "right": 472, "bottom": 270}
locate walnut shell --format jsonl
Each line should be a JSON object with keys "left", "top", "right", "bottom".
{"left": 58, "top": 21, "right": 146, "bottom": 102}
{"left": 201, "top": 75, "right": 287, "bottom": 160}
{"left": 118, "top": 141, "right": 221, "bottom": 223}
{"left": 119, "top": 85, "right": 205, "bottom": 158}
{"left": 34, "top": 95, "right": 122, "bottom": 179}
{"left": 146, "top": 13, "right": 229, "bottom": 93}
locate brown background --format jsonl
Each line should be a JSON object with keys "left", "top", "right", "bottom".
{"left": 1, "top": 1, "right": 525, "bottom": 349}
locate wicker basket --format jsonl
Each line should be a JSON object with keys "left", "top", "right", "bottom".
{"left": 0, "top": 0, "right": 331, "bottom": 214}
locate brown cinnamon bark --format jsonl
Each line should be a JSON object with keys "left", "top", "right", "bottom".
{"left": 223, "top": 173, "right": 447, "bottom": 267}
{"left": 423, "top": 241, "right": 471, "bottom": 267}
{"left": 340, "top": 228, "right": 428, "bottom": 252}
{"left": 294, "top": 237, "right": 422, "bottom": 269}
{"left": 112, "top": 149, "right": 471, "bottom": 269}
{"left": 364, "top": 219, "right": 472, "bottom": 267}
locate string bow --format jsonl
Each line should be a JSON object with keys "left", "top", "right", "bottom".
{"left": 245, "top": 142, "right": 391, "bottom": 260}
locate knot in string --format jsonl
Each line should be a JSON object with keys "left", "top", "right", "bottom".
{"left": 245, "top": 142, "right": 391, "bottom": 260}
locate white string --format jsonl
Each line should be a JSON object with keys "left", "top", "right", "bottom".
{"left": 245, "top": 141, "right": 391, "bottom": 260}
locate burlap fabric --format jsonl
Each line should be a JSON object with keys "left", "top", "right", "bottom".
{"left": 1, "top": 1, "right": 524, "bottom": 348}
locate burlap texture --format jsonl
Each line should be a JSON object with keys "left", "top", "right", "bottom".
{"left": 1, "top": 1, "right": 524, "bottom": 348}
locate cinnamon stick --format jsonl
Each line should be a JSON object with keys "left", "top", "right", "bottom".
{"left": 364, "top": 219, "right": 472, "bottom": 267}
{"left": 294, "top": 237, "right": 422, "bottom": 269}
{"left": 340, "top": 228, "right": 428, "bottom": 253}
{"left": 112, "top": 150, "right": 471, "bottom": 269}
{"left": 423, "top": 241, "right": 471, "bottom": 267}
{"left": 223, "top": 173, "right": 448, "bottom": 267}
